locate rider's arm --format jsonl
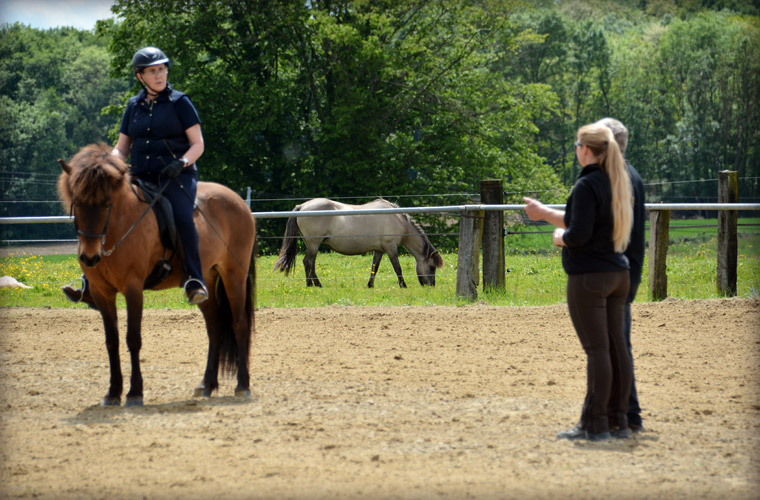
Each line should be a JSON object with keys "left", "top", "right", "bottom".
{"left": 181, "top": 124, "right": 204, "bottom": 165}
{"left": 112, "top": 133, "right": 131, "bottom": 160}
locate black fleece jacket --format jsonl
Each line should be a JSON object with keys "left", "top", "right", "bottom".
{"left": 561, "top": 163, "right": 630, "bottom": 275}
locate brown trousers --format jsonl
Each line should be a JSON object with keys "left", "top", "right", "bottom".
{"left": 567, "top": 270, "right": 632, "bottom": 434}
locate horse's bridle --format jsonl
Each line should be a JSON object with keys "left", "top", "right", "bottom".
{"left": 71, "top": 201, "right": 113, "bottom": 253}
{"left": 70, "top": 174, "right": 176, "bottom": 258}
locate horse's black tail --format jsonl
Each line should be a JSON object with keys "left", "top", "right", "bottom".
{"left": 217, "top": 238, "right": 255, "bottom": 377}
{"left": 250, "top": 233, "right": 257, "bottom": 313}
{"left": 273, "top": 206, "right": 301, "bottom": 276}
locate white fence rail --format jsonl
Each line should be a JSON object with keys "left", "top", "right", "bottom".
{"left": 1, "top": 203, "right": 759, "bottom": 225}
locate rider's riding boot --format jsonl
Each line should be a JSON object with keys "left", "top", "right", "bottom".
{"left": 62, "top": 284, "right": 97, "bottom": 309}
{"left": 184, "top": 279, "right": 208, "bottom": 306}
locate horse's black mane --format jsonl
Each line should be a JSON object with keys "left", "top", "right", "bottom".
{"left": 374, "top": 197, "right": 437, "bottom": 257}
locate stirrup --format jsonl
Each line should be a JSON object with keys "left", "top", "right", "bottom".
{"left": 62, "top": 276, "right": 88, "bottom": 303}
{"left": 184, "top": 279, "right": 208, "bottom": 305}
{"left": 62, "top": 276, "right": 97, "bottom": 309}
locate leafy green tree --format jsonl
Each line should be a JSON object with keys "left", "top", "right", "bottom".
{"left": 0, "top": 23, "right": 128, "bottom": 241}
{"left": 608, "top": 13, "right": 760, "bottom": 202}
{"left": 508, "top": 4, "right": 759, "bottom": 205}
{"left": 5, "top": 1, "right": 755, "bottom": 251}
{"left": 506, "top": 10, "right": 615, "bottom": 183}
{"left": 101, "top": 0, "right": 564, "bottom": 251}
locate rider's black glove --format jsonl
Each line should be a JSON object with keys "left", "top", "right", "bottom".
{"left": 161, "top": 159, "right": 185, "bottom": 178}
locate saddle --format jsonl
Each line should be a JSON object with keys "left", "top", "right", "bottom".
{"left": 131, "top": 177, "right": 180, "bottom": 289}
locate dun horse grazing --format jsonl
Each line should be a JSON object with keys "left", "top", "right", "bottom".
{"left": 274, "top": 198, "right": 444, "bottom": 288}
{"left": 58, "top": 143, "right": 256, "bottom": 407}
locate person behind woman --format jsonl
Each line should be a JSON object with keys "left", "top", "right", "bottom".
{"left": 596, "top": 118, "right": 647, "bottom": 433}
{"left": 523, "top": 122, "right": 633, "bottom": 441}
{"left": 62, "top": 46, "right": 208, "bottom": 306}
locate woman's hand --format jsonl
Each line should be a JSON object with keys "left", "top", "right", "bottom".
{"left": 523, "top": 196, "right": 567, "bottom": 229}
{"left": 522, "top": 196, "right": 546, "bottom": 221}
{"left": 553, "top": 227, "right": 566, "bottom": 247}
{"left": 161, "top": 159, "right": 185, "bottom": 178}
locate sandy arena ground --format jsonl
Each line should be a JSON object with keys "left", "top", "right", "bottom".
{"left": 0, "top": 298, "right": 758, "bottom": 499}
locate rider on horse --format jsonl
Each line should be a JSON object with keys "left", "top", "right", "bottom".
{"left": 63, "top": 47, "right": 209, "bottom": 307}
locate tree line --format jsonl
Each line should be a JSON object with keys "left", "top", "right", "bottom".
{"left": 1, "top": 0, "right": 758, "bottom": 251}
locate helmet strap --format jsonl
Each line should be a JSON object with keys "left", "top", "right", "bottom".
{"left": 137, "top": 72, "right": 161, "bottom": 97}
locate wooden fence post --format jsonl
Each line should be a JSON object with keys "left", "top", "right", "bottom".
{"left": 717, "top": 170, "right": 738, "bottom": 297}
{"left": 480, "top": 179, "right": 505, "bottom": 291}
{"left": 648, "top": 208, "right": 670, "bottom": 301}
{"left": 456, "top": 209, "right": 484, "bottom": 301}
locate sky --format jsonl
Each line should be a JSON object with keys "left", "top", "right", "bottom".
{"left": 0, "top": 0, "right": 117, "bottom": 31}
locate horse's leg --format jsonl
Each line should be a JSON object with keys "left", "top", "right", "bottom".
{"left": 197, "top": 271, "right": 252, "bottom": 398}
{"left": 97, "top": 299, "right": 123, "bottom": 406}
{"left": 303, "top": 245, "right": 322, "bottom": 287}
{"left": 387, "top": 250, "right": 407, "bottom": 288}
{"left": 302, "top": 254, "right": 312, "bottom": 286}
{"left": 368, "top": 251, "right": 383, "bottom": 288}
{"left": 196, "top": 280, "right": 221, "bottom": 397}
{"left": 124, "top": 289, "right": 144, "bottom": 407}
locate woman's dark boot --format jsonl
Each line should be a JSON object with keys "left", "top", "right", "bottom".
{"left": 62, "top": 285, "right": 97, "bottom": 309}
{"left": 557, "top": 424, "right": 586, "bottom": 440}
{"left": 557, "top": 424, "right": 611, "bottom": 442}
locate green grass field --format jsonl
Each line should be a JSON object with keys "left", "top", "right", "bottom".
{"left": 1, "top": 218, "right": 758, "bottom": 309}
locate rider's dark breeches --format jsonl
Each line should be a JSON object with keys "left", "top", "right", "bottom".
{"left": 154, "top": 170, "right": 205, "bottom": 287}
{"left": 566, "top": 270, "right": 632, "bottom": 434}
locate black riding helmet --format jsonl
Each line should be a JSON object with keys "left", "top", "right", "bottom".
{"left": 132, "top": 47, "right": 169, "bottom": 74}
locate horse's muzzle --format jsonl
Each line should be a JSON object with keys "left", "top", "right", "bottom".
{"left": 418, "top": 275, "right": 436, "bottom": 287}
{"left": 79, "top": 253, "right": 101, "bottom": 268}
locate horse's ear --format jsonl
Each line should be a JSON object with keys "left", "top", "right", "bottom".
{"left": 102, "top": 163, "right": 122, "bottom": 186}
{"left": 58, "top": 159, "right": 72, "bottom": 175}
{"left": 431, "top": 250, "right": 444, "bottom": 268}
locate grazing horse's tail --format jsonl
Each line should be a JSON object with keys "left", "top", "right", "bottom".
{"left": 273, "top": 206, "right": 301, "bottom": 276}
{"left": 217, "top": 239, "right": 255, "bottom": 377}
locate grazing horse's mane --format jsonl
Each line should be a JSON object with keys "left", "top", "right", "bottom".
{"left": 408, "top": 218, "right": 438, "bottom": 258}
{"left": 58, "top": 143, "right": 129, "bottom": 208}
{"left": 375, "top": 197, "right": 438, "bottom": 258}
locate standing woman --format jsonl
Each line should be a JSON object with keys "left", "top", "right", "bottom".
{"left": 63, "top": 47, "right": 208, "bottom": 306}
{"left": 525, "top": 123, "right": 633, "bottom": 441}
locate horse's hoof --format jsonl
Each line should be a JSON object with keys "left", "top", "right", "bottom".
{"left": 234, "top": 387, "right": 251, "bottom": 398}
{"left": 193, "top": 385, "right": 212, "bottom": 398}
{"left": 125, "top": 396, "right": 143, "bottom": 408}
{"left": 102, "top": 396, "right": 121, "bottom": 407}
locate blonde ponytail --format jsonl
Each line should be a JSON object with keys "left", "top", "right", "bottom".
{"left": 607, "top": 139, "right": 633, "bottom": 252}
{"left": 577, "top": 124, "right": 633, "bottom": 253}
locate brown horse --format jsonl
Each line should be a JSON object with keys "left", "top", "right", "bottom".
{"left": 58, "top": 143, "right": 256, "bottom": 407}
{"left": 274, "top": 198, "right": 443, "bottom": 288}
